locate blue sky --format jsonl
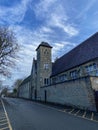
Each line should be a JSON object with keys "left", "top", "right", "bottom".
{"left": 0, "top": 0, "right": 98, "bottom": 87}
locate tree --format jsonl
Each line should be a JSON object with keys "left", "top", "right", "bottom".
{"left": 0, "top": 87, "right": 9, "bottom": 97}
{"left": 0, "top": 26, "right": 19, "bottom": 76}
{"left": 13, "top": 78, "right": 23, "bottom": 89}
{"left": 0, "top": 80, "right": 3, "bottom": 91}
{"left": 12, "top": 78, "right": 23, "bottom": 97}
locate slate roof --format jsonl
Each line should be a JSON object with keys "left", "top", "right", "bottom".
{"left": 51, "top": 32, "right": 98, "bottom": 77}
{"left": 20, "top": 75, "right": 31, "bottom": 86}
{"left": 36, "top": 42, "right": 52, "bottom": 50}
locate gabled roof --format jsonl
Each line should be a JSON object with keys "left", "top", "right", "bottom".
{"left": 20, "top": 75, "right": 31, "bottom": 86}
{"left": 36, "top": 42, "right": 52, "bottom": 51}
{"left": 31, "top": 58, "right": 37, "bottom": 74}
{"left": 51, "top": 32, "right": 98, "bottom": 77}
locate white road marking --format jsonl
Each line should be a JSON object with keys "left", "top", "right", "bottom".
{"left": 74, "top": 110, "right": 80, "bottom": 115}
{"left": 0, "top": 119, "right": 7, "bottom": 123}
{"left": 69, "top": 109, "right": 74, "bottom": 114}
{"left": 0, "top": 122, "right": 8, "bottom": 126}
{"left": 82, "top": 111, "right": 86, "bottom": 118}
{"left": 32, "top": 101, "right": 98, "bottom": 123}
{"left": 1, "top": 99, "right": 13, "bottom": 130}
{"left": 0, "top": 126, "right": 9, "bottom": 130}
{"left": 91, "top": 112, "right": 94, "bottom": 120}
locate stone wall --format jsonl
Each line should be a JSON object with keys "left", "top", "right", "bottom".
{"left": 40, "top": 76, "right": 97, "bottom": 111}
{"left": 90, "top": 77, "right": 98, "bottom": 91}
{"left": 19, "top": 82, "right": 30, "bottom": 99}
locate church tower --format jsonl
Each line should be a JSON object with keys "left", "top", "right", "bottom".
{"left": 36, "top": 42, "right": 52, "bottom": 90}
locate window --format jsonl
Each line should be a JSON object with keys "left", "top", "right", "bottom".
{"left": 44, "top": 78, "right": 49, "bottom": 85}
{"left": 44, "top": 49, "right": 49, "bottom": 55}
{"left": 44, "top": 63, "right": 49, "bottom": 69}
{"left": 85, "top": 63, "right": 97, "bottom": 73}
{"left": 70, "top": 70, "right": 78, "bottom": 79}
{"left": 93, "top": 63, "right": 97, "bottom": 70}
{"left": 59, "top": 74, "right": 67, "bottom": 82}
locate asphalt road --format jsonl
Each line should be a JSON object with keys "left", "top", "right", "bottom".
{"left": 1, "top": 97, "right": 98, "bottom": 130}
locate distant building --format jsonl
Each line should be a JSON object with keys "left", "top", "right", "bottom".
{"left": 18, "top": 33, "right": 98, "bottom": 111}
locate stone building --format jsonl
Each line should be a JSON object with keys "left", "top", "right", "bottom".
{"left": 19, "top": 75, "right": 31, "bottom": 99}
{"left": 18, "top": 32, "right": 98, "bottom": 111}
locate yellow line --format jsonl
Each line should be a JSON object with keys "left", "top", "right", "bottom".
{"left": 1, "top": 99, "right": 13, "bottom": 130}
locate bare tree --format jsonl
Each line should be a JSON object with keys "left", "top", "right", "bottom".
{"left": 0, "top": 27, "right": 19, "bottom": 76}
{"left": 0, "top": 80, "right": 3, "bottom": 91}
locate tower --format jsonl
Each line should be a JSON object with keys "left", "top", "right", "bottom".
{"left": 36, "top": 42, "right": 52, "bottom": 90}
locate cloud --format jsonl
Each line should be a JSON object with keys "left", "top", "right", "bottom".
{"left": 76, "top": 0, "right": 97, "bottom": 19}
{"left": 49, "top": 13, "right": 78, "bottom": 37}
{"left": 33, "top": 0, "right": 79, "bottom": 37}
{"left": 0, "top": 0, "right": 80, "bottom": 87}
{"left": 33, "top": 0, "right": 57, "bottom": 18}
{"left": 52, "top": 41, "right": 76, "bottom": 59}
{"left": 0, "top": 0, "right": 31, "bottom": 24}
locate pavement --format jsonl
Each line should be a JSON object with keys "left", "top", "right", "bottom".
{"left": 1, "top": 97, "right": 98, "bottom": 130}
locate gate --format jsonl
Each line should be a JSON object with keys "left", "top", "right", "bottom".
{"left": 34, "top": 89, "right": 37, "bottom": 100}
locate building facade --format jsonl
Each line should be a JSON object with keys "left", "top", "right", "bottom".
{"left": 18, "top": 33, "right": 98, "bottom": 111}
{"left": 19, "top": 75, "right": 31, "bottom": 99}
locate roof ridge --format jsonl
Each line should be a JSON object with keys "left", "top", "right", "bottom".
{"left": 56, "top": 32, "right": 98, "bottom": 62}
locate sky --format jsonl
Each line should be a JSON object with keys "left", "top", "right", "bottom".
{"left": 0, "top": 0, "right": 98, "bottom": 88}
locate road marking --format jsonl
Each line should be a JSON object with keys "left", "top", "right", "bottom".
{"left": 0, "top": 116, "right": 6, "bottom": 118}
{"left": 74, "top": 110, "right": 80, "bottom": 115}
{"left": 91, "top": 112, "right": 94, "bottom": 120}
{"left": 1, "top": 99, "right": 13, "bottom": 130}
{"left": 0, "top": 117, "right": 6, "bottom": 120}
{"left": 0, "top": 119, "right": 7, "bottom": 123}
{"left": 32, "top": 101, "right": 98, "bottom": 123}
{"left": 69, "top": 109, "right": 74, "bottom": 114}
{"left": 0, "top": 122, "right": 8, "bottom": 126}
{"left": 0, "top": 114, "right": 6, "bottom": 117}
{"left": 0, "top": 126, "right": 9, "bottom": 130}
{"left": 82, "top": 111, "right": 86, "bottom": 118}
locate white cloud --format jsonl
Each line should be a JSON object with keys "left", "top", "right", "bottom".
{"left": 33, "top": 0, "right": 79, "bottom": 37}
{"left": 33, "top": 0, "right": 57, "bottom": 18}
{"left": 0, "top": 0, "right": 31, "bottom": 24}
{"left": 76, "top": 0, "right": 97, "bottom": 19}
{"left": 49, "top": 13, "right": 78, "bottom": 36}
{"left": 52, "top": 41, "right": 76, "bottom": 60}
{"left": 0, "top": 0, "right": 80, "bottom": 86}
{"left": 40, "top": 26, "right": 53, "bottom": 33}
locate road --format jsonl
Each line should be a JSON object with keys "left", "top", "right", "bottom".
{"left": 1, "top": 97, "right": 98, "bottom": 130}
